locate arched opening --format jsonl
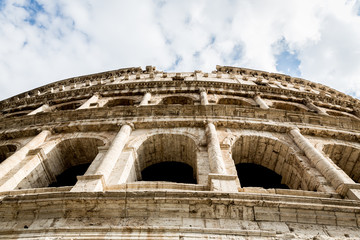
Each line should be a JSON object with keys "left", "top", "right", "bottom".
{"left": 141, "top": 162, "right": 196, "bottom": 184}
{"left": 136, "top": 134, "right": 197, "bottom": 184}
{"left": 0, "top": 144, "right": 17, "bottom": 163}
{"left": 48, "top": 163, "right": 91, "bottom": 187}
{"left": 326, "top": 110, "right": 357, "bottom": 119}
{"left": 271, "top": 102, "right": 308, "bottom": 112}
{"left": 53, "top": 101, "right": 84, "bottom": 111}
{"left": 232, "top": 135, "right": 319, "bottom": 191}
{"left": 218, "top": 98, "right": 253, "bottom": 106}
{"left": 236, "top": 163, "right": 289, "bottom": 189}
{"left": 161, "top": 96, "right": 194, "bottom": 105}
{"left": 16, "top": 137, "right": 104, "bottom": 189}
{"left": 323, "top": 144, "right": 360, "bottom": 183}
{"left": 105, "top": 98, "right": 135, "bottom": 107}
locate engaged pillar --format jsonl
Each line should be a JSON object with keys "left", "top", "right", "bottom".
{"left": 139, "top": 92, "right": 151, "bottom": 106}
{"left": 205, "top": 122, "right": 237, "bottom": 192}
{"left": 71, "top": 123, "right": 132, "bottom": 192}
{"left": 254, "top": 94, "right": 269, "bottom": 110}
{"left": 0, "top": 130, "right": 51, "bottom": 180}
{"left": 200, "top": 88, "right": 209, "bottom": 105}
{"left": 304, "top": 99, "right": 328, "bottom": 115}
{"left": 77, "top": 94, "right": 99, "bottom": 109}
{"left": 28, "top": 104, "right": 51, "bottom": 115}
{"left": 289, "top": 128, "right": 353, "bottom": 196}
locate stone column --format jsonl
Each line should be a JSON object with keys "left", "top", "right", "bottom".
{"left": 206, "top": 122, "right": 226, "bottom": 174}
{"left": 206, "top": 122, "right": 237, "bottom": 192}
{"left": 304, "top": 99, "right": 327, "bottom": 115}
{"left": 139, "top": 92, "right": 151, "bottom": 106}
{"left": 289, "top": 128, "right": 353, "bottom": 196}
{"left": 77, "top": 94, "right": 99, "bottom": 109}
{"left": 71, "top": 123, "right": 132, "bottom": 192}
{"left": 254, "top": 94, "right": 269, "bottom": 110}
{"left": 28, "top": 104, "right": 51, "bottom": 115}
{"left": 0, "top": 130, "right": 51, "bottom": 181}
{"left": 200, "top": 88, "right": 209, "bottom": 105}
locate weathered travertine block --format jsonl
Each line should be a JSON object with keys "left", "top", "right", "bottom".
{"left": 1, "top": 65, "right": 360, "bottom": 239}
{"left": 290, "top": 128, "right": 354, "bottom": 196}
{"left": 0, "top": 130, "right": 50, "bottom": 181}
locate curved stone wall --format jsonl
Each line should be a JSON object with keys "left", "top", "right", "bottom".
{"left": 1, "top": 65, "right": 360, "bottom": 239}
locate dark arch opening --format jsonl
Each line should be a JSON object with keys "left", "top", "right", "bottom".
{"left": 218, "top": 98, "right": 252, "bottom": 106}
{"left": 161, "top": 96, "right": 194, "bottom": 105}
{"left": 48, "top": 163, "right": 90, "bottom": 187}
{"left": 0, "top": 144, "right": 17, "bottom": 163}
{"left": 236, "top": 163, "right": 289, "bottom": 189}
{"left": 15, "top": 137, "right": 104, "bottom": 189}
{"left": 141, "top": 161, "right": 196, "bottom": 184}
{"left": 272, "top": 102, "right": 307, "bottom": 112}
{"left": 54, "top": 101, "right": 83, "bottom": 111}
{"left": 106, "top": 98, "right": 134, "bottom": 107}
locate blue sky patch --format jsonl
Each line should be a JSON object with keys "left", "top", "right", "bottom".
{"left": 275, "top": 50, "right": 301, "bottom": 77}
{"left": 19, "top": 0, "right": 45, "bottom": 25}
{"left": 230, "top": 44, "right": 243, "bottom": 61}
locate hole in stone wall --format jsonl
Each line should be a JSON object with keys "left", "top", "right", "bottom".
{"left": 161, "top": 96, "right": 194, "bottom": 105}
{"left": 54, "top": 101, "right": 83, "bottom": 111}
{"left": 106, "top": 98, "right": 134, "bottom": 107}
{"left": 218, "top": 98, "right": 253, "bottom": 106}
{"left": 323, "top": 144, "right": 360, "bottom": 183}
{"left": 272, "top": 102, "right": 307, "bottom": 112}
{"left": 136, "top": 134, "right": 197, "bottom": 184}
{"left": 141, "top": 161, "right": 196, "bottom": 184}
{"left": 48, "top": 163, "right": 91, "bottom": 187}
{"left": 0, "top": 144, "right": 17, "bottom": 163}
{"left": 236, "top": 163, "right": 289, "bottom": 189}
{"left": 15, "top": 138, "right": 104, "bottom": 189}
{"left": 231, "top": 135, "right": 318, "bottom": 191}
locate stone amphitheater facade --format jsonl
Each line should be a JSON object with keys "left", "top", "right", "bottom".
{"left": 1, "top": 65, "right": 360, "bottom": 239}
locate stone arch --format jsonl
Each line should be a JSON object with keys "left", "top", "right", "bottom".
{"left": 271, "top": 101, "right": 308, "bottom": 112}
{"left": 326, "top": 110, "right": 357, "bottom": 119}
{"left": 0, "top": 144, "right": 17, "bottom": 163}
{"left": 160, "top": 96, "right": 194, "bottom": 105}
{"left": 323, "top": 144, "right": 360, "bottom": 183}
{"left": 16, "top": 137, "right": 105, "bottom": 189}
{"left": 218, "top": 98, "right": 254, "bottom": 106}
{"left": 105, "top": 98, "right": 135, "bottom": 107}
{"left": 52, "top": 100, "right": 85, "bottom": 111}
{"left": 231, "top": 135, "right": 318, "bottom": 190}
{"left": 135, "top": 134, "right": 197, "bottom": 184}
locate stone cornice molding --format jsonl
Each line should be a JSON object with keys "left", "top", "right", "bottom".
{"left": 1, "top": 66, "right": 358, "bottom": 110}
{"left": 1, "top": 79, "right": 358, "bottom": 112}
{"left": 1, "top": 116, "right": 360, "bottom": 142}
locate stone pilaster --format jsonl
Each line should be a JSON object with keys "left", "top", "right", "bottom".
{"left": 71, "top": 123, "right": 132, "bottom": 192}
{"left": 304, "top": 99, "right": 327, "bottom": 115}
{"left": 289, "top": 128, "right": 354, "bottom": 196}
{"left": 206, "top": 122, "right": 237, "bottom": 192}
{"left": 200, "top": 88, "right": 209, "bottom": 105}
{"left": 254, "top": 94, "right": 269, "bottom": 110}
{"left": 77, "top": 94, "right": 99, "bottom": 109}
{"left": 28, "top": 104, "right": 51, "bottom": 115}
{"left": 0, "top": 130, "right": 51, "bottom": 181}
{"left": 139, "top": 92, "right": 152, "bottom": 106}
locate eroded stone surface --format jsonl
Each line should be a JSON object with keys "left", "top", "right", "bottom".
{"left": 0, "top": 65, "right": 360, "bottom": 239}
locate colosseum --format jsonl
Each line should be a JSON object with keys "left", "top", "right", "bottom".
{"left": 0, "top": 65, "right": 360, "bottom": 239}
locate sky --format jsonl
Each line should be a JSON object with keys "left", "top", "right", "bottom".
{"left": 0, "top": 0, "right": 360, "bottom": 100}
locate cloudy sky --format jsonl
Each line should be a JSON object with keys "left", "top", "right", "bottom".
{"left": 0, "top": 0, "right": 360, "bottom": 100}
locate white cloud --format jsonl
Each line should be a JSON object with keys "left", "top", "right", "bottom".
{"left": 0, "top": 0, "right": 360, "bottom": 100}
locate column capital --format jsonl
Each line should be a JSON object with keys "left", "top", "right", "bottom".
{"left": 199, "top": 87, "right": 207, "bottom": 93}
{"left": 123, "top": 122, "right": 135, "bottom": 130}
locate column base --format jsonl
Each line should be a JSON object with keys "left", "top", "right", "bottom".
{"left": 71, "top": 175, "right": 105, "bottom": 192}
{"left": 343, "top": 183, "right": 360, "bottom": 200}
{"left": 208, "top": 174, "right": 238, "bottom": 192}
